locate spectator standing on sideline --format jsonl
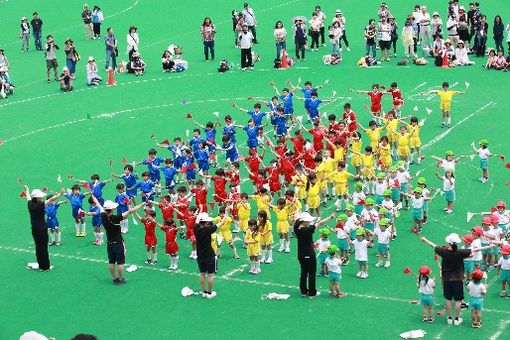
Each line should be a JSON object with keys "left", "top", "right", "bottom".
{"left": 431, "top": 12, "right": 443, "bottom": 40}
{"left": 92, "top": 196, "right": 145, "bottom": 285}
{"left": 417, "top": 6, "right": 433, "bottom": 50}
{"left": 420, "top": 234, "right": 472, "bottom": 326}
{"left": 194, "top": 213, "right": 218, "bottom": 298}
{"left": 200, "top": 17, "right": 216, "bottom": 62}
{"left": 82, "top": 4, "right": 94, "bottom": 40}
{"left": 126, "top": 26, "right": 139, "bottom": 62}
{"left": 293, "top": 19, "right": 307, "bottom": 61}
{"left": 314, "top": 5, "right": 326, "bottom": 47}
{"left": 30, "top": 12, "right": 43, "bottom": 51}
{"left": 242, "top": 3, "right": 258, "bottom": 44}
{"left": 105, "top": 27, "right": 118, "bottom": 72}
{"left": 92, "top": 6, "right": 104, "bottom": 39}
{"left": 24, "top": 185, "right": 63, "bottom": 272}
{"left": 333, "top": 10, "right": 350, "bottom": 52}
{"left": 64, "top": 38, "right": 79, "bottom": 75}
{"left": 273, "top": 20, "right": 287, "bottom": 60}
{"left": 0, "top": 48, "right": 10, "bottom": 69}
{"left": 238, "top": 24, "right": 253, "bottom": 71}
{"left": 493, "top": 15, "right": 504, "bottom": 54}
{"left": 309, "top": 12, "right": 321, "bottom": 52}
{"left": 365, "top": 18, "right": 377, "bottom": 57}
{"left": 474, "top": 15, "right": 488, "bottom": 57}
{"left": 379, "top": 16, "right": 392, "bottom": 62}
{"left": 20, "top": 17, "right": 30, "bottom": 53}
{"left": 45, "top": 35, "right": 59, "bottom": 83}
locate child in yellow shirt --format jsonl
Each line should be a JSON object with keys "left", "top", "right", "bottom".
{"left": 245, "top": 219, "right": 261, "bottom": 274}
{"left": 421, "top": 82, "right": 465, "bottom": 128}
{"left": 212, "top": 207, "right": 240, "bottom": 259}
{"left": 269, "top": 198, "right": 296, "bottom": 253}
{"left": 258, "top": 210, "right": 274, "bottom": 263}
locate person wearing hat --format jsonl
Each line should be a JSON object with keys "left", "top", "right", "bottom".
{"left": 30, "top": 12, "right": 43, "bottom": 51}
{"left": 104, "top": 27, "right": 118, "bottom": 72}
{"left": 91, "top": 195, "right": 145, "bottom": 285}
{"left": 453, "top": 39, "right": 474, "bottom": 66}
{"left": 332, "top": 10, "right": 350, "bottom": 52}
{"left": 194, "top": 212, "right": 218, "bottom": 298}
{"left": 292, "top": 19, "right": 307, "bottom": 62}
{"left": 417, "top": 6, "right": 433, "bottom": 50}
{"left": 44, "top": 35, "right": 59, "bottom": 83}
{"left": 86, "top": 56, "right": 102, "bottom": 86}
{"left": 294, "top": 212, "right": 335, "bottom": 298}
{"left": 324, "top": 245, "right": 345, "bottom": 297}
{"left": 446, "top": 12, "right": 459, "bottom": 46}
{"left": 496, "top": 245, "right": 510, "bottom": 297}
{"left": 23, "top": 185, "right": 64, "bottom": 271}
{"left": 471, "top": 139, "right": 497, "bottom": 183}
{"left": 81, "top": 4, "right": 94, "bottom": 40}
{"left": 127, "top": 25, "right": 139, "bottom": 62}
{"left": 242, "top": 3, "right": 257, "bottom": 44}
{"left": 431, "top": 12, "right": 443, "bottom": 40}
{"left": 58, "top": 66, "right": 75, "bottom": 91}
{"left": 20, "top": 17, "right": 31, "bottom": 52}
{"left": 420, "top": 233, "right": 473, "bottom": 325}
{"left": 466, "top": 269, "right": 486, "bottom": 328}
{"left": 417, "top": 265, "right": 436, "bottom": 322}
{"left": 64, "top": 38, "right": 79, "bottom": 75}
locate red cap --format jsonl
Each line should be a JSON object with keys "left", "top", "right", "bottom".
{"left": 496, "top": 200, "right": 506, "bottom": 208}
{"left": 490, "top": 215, "right": 500, "bottom": 224}
{"left": 419, "top": 265, "right": 431, "bottom": 276}
{"left": 471, "top": 226, "right": 483, "bottom": 237}
{"left": 462, "top": 234, "right": 474, "bottom": 244}
{"left": 481, "top": 217, "right": 492, "bottom": 225}
{"left": 471, "top": 269, "right": 484, "bottom": 280}
{"left": 501, "top": 245, "right": 510, "bottom": 255}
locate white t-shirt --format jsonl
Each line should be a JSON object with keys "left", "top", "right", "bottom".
{"left": 412, "top": 196, "right": 425, "bottom": 209}
{"left": 238, "top": 31, "right": 254, "bottom": 49}
{"left": 467, "top": 282, "right": 486, "bottom": 298}
{"left": 335, "top": 227, "right": 348, "bottom": 239}
{"left": 374, "top": 227, "right": 390, "bottom": 244}
{"left": 325, "top": 256, "right": 342, "bottom": 274}
{"left": 361, "top": 208, "right": 377, "bottom": 222}
{"left": 418, "top": 12, "right": 431, "bottom": 26}
{"left": 242, "top": 8, "right": 257, "bottom": 26}
{"left": 379, "top": 23, "right": 391, "bottom": 41}
{"left": 422, "top": 188, "right": 431, "bottom": 198}
{"left": 442, "top": 176, "right": 455, "bottom": 191}
{"left": 498, "top": 256, "right": 510, "bottom": 270}
{"left": 274, "top": 28, "right": 287, "bottom": 43}
{"left": 397, "top": 170, "right": 410, "bottom": 184}
{"left": 381, "top": 199, "right": 394, "bottom": 213}
{"left": 440, "top": 159, "right": 455, "bottom": 172}
{"left": 352, "top": 191, "right": 366, "bottom": 205}
{"left": 418, "top": 277, "right": 435, "bottom": 294}
{"left": 375, "top": 181, "right": 388, "bottom": 195}
{"left": 471, "top": 238, "right": 482, "bottom": 261}
{"left": 477, "top": 148, "right": 491, "bottom": 160}
{"left": 316, "top": 238, "right": 331, "bottom": 252}
{"left": 345, "top": 214, "right": 359, "bottom": 233}
{"left": 493, "top": 211, "right": 510, "bottom": 225}
{"left": 354, "top": 239, "right": 369, "bottom": 261}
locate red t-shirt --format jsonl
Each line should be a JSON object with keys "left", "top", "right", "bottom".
{"left": 387, "top": 88, "right": 404, "bottom": 105}
{"left": 191, "top": 187, "right": 208, "bottom": 204}
{"left": 368, "top": 91, "right": 383, "bottom": 112}
{"left": 161, "top": 225, "right": 177, "bottom": 243}
{"left": 158, "top": 202, "right": 174, "bottom": 221}
{"left": 142, "top": 218, "right": 157, "bottom": 238}
{"left": 343, "top": 111, "right": 358, "bottom": 132}
{"left": 175, "top": 196, "right": 190, "bottom": 220}
{"left": 211, "top": 176, "right": 227, "bottom": 194}
{"left": 290, "top": 135, "right": 305, "bottom": 155}
{"left": 308, "top": 128, "right": 324, "bottom": 151}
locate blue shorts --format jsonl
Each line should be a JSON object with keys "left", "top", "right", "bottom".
{"left": 375, "top": 195, "right": 383, "bottom": 205}
{"left": 480, "top": 158, "right": 488, "bottom": 170}
{"left": 141, "top": 192, "right": 155, "bottom": 203}
{"left": 422, "top": 201, "right": 429, "bottom": 212}
{"left": 464, "top": 260, "right": 474, "bottom": 273}
{"left": 186, "top": 169, "right": 196, "bottom": 180}
{"left": 226, "top": 154, "right": 239, "bottom": 163}
{"left": 284, "top": 107, "right": 294, "bottom": 116}
{"left": 357, "top": 260, "right": 367, "bottom": 265}
{"left": 107, "top": 241, "right": 126, "bottom": 264}
{"left": 365, "top": 222, "right": 374, "bottom": 232}
{"left": 337, "top": 238, "right": 349, "bottom": 251}
{"left": 72, "top": 207, "right": 83, "bottom": 220}
{"left": 469, "top": 296, "right": 483, "bottom": 311}
{"left": 126, "top": 189, "right": 137, "bottom": 198}
{"left": 165, "top": 179, "right": 176, "bottom": 190}
{"left": 391, "top": 188, "right": 400, "bottom": 202}
{"left": 500, "top": 269, "right": 510, "bottom": 282}
{"left": 149, "top": 173, "right": 160, "bottom": 183}
{"left": 309, "top": 110, "right": 319, "bottom": 119}
{"left": 276, "top": 125, "right": 287, "bottom": 136}
{"left": 354, "top": 204, "right": 363, "bottom": 216}
{"left": 329, "top": 271, "right": 341, "bottom": 282}
{"left": 46, "top": 218, "right": 59, "bottom": 229}
{"left": 198, "top": 160, "right": 209, "bottom": 172}
{"left": 318, "top": 252, "right": 329, "bottom": 265}
{"left": 377, "top": 243, "right": 389, "bottom": 255}
{"left": 444, "top": 190, "right": 455, "bottom": 202}
{"left": 174, "top": 157, "right": 184, "bottom": 169}
{"left": 247, "top": 139, "right": 258, "bottom": 149}
{"left": 420, "top": 293, "right": 434, "bottom": 306}
{"left": 412, "top": 208, "right": 423, "bottom": 221}
{"left": 400, "top": 183, "right": 408, "bottom": 194}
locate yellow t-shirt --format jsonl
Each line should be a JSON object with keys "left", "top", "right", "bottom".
{"left": 384, "top": 119, "right": 399, "bottom": 137}
{"left": 332, "top": 145, "right": 345, "bottom": 162}
{"left": 286, "top": 200, "right": 301, "bottom": 217}
{"left": 236, "top": 202, "right": 251, "bottom": 220}
{"left": 324, "top": 157, "right": 337, "bottom": 174}
{"left": 437, "top": 90, "right": 457, "bottom": 110}
{"left": 315, "top": 162, "right": 327, "bottom": 182}
{"left": 398, "top": 133, "right": 410, "bottom": 148}
{"left": 407, "top": 124, "right": 421, "bottom": 139}
{"left": 361, "top": 154, "right": 375, "bottom": 169}
{"left": 212, "top": 215, "right": 233, "bottom": 232}
{"left": 364, "top": 128, "right": 382, "bottom": 147}
{"left": 246, "top": 230, "right": 261, "bottom": 256}
{"left": 273, "top": 205, "right": 290, "bottom": 222}
{"left": 308, "top": 181, "right": 321, "bottom": 198}
{"left": 251, "top": 194, "right": 270, "bottom": 213}
{"left": 331, "top": 170, "right": 353, "bottom": 185}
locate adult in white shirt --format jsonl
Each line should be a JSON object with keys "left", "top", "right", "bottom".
{"left": 273, "top": 20, "right": 287, "bottom": 60}
{"left": 333, "top": 10, "right": 350, "bottom": 51}
{"left": 379, "top": 17, "right": 392, "bottom": 61}
{"left": 238, "top": 24, "right": 253, "bottom": 71}
{"left": 446, "top": 14, "right": 459, "bottom": 45}
{"left": 417, "top": 6, "right": 433, "bottom": 49}
{"left": 126, "top": 26, "right": 139, "bottom": 61}
{"left": 242, "top": 3, "right": 258, "bottom": 43}
{"left": 314, "top": 5, "right": 326, "bottom": 46}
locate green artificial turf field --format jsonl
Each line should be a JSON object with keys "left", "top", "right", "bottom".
{"left": 1, "top": 0, "right": 509, "bottom": 339}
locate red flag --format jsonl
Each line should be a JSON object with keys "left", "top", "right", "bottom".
{"left": 41, "top": 186, "right": 48, "bottom": 192}
{"left": 19, "top": 191, "right": 26, "bottom": 198}
{"left": 188, "top": 163, "right": 196, "bottom": 170}
{"left": 506, "top": 181, "right": 510, "bottom": 186}
{"left": 0, "top": 139, "right": 4, "bottom": 145}
{"left": 181, "top": 165, "right": 188, "bottom": 174}
{"left": 393, "top": 179, "right": 400, "bottom": 188}
{"left": 146, "top": 157, "right": 153, "bottom": 163}
{"left": 17, "top": 177, "right": 22, "bottom": 184}
{"left": 265, "top": 140, "right": 272, "bottom": 147}
{"left": 500, "top": 155, "right": 505, "bottom": 161}
{"left": 403, "top": 267, "right": 412, "bottom": 274}
{"left": 123, "top": 197, "right": 130, "bottom": 204}
{"left": 358, "top": 200, "right": 365, "bottom": 205}
{"left": 77, "top": 208, "right": 85, "bottom": 219}
{"left": 82, "top": 183, "right": 91, "bottom": 189}
{"left": 377, "top": 159, "right": 383, "bottom": 166}
{"left": 506, "top": 163, "right": 510, "bottom": 169}
{"left": 121, "top": 157, "right": 127, "bottom": 164}
{"left": 159, "top": 139, "right": 170, "bottom": 146}
{"left": 409, "top": 300, "right": 419, "bottom": 304}
{"left": 436, "top": 310, "right": 445, "bottom": 316}
{"left": 185, "top": 112, "right": 192, "bottom": 119}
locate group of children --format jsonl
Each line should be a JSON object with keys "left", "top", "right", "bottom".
{"left": 34, "top": 78, "right": 509, "bottom": 310}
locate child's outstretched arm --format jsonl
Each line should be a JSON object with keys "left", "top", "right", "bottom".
{"left": 316, "top": 213, "right": 336, "bottom": 228}
{"left": 122, "top": 202, "right": 146, "bottom": 219}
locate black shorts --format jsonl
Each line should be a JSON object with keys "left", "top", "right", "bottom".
{"left": 443, "top": 280, "right": 464, "bottom": 301}
{"left": 379, "top": 40, "right": 391, "bottom": 50}
{"left": 197, "top": 257, "right": 216, "bottom": 274}
{"left": 107, "top": 242, "right": 126, "bottom": 265}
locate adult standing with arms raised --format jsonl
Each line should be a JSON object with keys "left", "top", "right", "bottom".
{"left": 293, "top": 212, "right": 335, "bottom": 298}
{"left": 91, "top": 195, "right": 144, "bottom": 285}
{"left": 30, "top": 12, "right": 43, "bottom": 51}
{"left": 126, "top": 26, "right": 139, "bottom": 62}
{"left": 242, "top": 3, "right": 258, "bottom": 44}
{"left": 420, "top": 233, "right": 472, "bottom": 325}
{"left": 24, "top": 185, "right": 63, "bottom": 271}
{"left": 194, "top": 213, "right": 218, "bottom": 298}
{"left": 200, "top": 17, "right": 216, "bottom": 62}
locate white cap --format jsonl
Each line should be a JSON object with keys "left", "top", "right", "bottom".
{"left": 297, "top": 212, "right": 316, "bottom": 223}
{"left": 433, "top": 12, "right": 439, "bottom": 16}
{"left": 19, "top": 331, "right": 49, "bottom": 340}
{"left": 445, "top": 233, "right": 461, "bottom": 244}
{"left": 103, "top": 200, "right": 118, "bottom": 210}
{"left": 31, "top": 189, "right": 47, "bottom": 198}
{"left": 88, "top": 56, "right": 94, "bottom": 62}
{"left": 459, "top": 5, "right": 465, "bottom": 10}
{"left": 197, "top": 212, "right": 213, "bottom": 222}
{"left": 62, "top": 66, "right": 69, "bottom": 71}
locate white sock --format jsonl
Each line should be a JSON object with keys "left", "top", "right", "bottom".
{"left": 447, "top": 117, "right": 451, "bottom": 124}
{"left": 250, "top": 260, "right": 255, "bottom": 270}
{"left": 50, "top": 232, "right": 55, "bottom": 242}
{"left": 57, "top": 232, "right": 61, "bottom": 243}
{"left": 94, "top": 232, "right": 98, "bottom": 241}
{"left": 286, "top": 240, "right": 290, "bottom": 249}
{"left": 147, "top": 252, "right": 151, "bottom": 260}
{"left": 99, "top": 232, "right": 104, "bottom": 242}
{"left": 75, "top": 223, "right": 80, "bottom": 233}
{"left": 153, "top": 253, "right": 158, "bottom": 262}
{"left": 81, "top": 222, "right": 86, "bottom": 233}
{"left": 279, "top": 239, "right": 284, "bottom": 248}
{"left": 256, "top": 261, "right": 261, "bottom": 270}
{"left": 268, "top": 250, "right": 273, "bottom": 259}
{"left": 174, "top": 256, "right": 179, "bottom": 267}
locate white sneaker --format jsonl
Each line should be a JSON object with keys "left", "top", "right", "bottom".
{"left": 384, "top": 262, "right": 391, "bottom": 268}
{"left": 447, "top": 317, "right": 453, "bottom": 325}
{"left": 347, "top": 47, "right": 351, "bottom": 52}
{"left": 375, "top": 262, "right": 383, "bottom": 268}
{"left": 285, "top": 247, "right": 290, "bottom": 253}
{"left": 356, "top": 271, "right": 362, "bottom": 278}
{"left": 278, "top": 246, "right": 285, "bottom": 252}
{"left": 309, "top": 291, "right": 321, "bottom": 299}
{"left": 362, "top": 272, "right": 368, "bottom": 278}
{"left": 265, "top": 257, "right": 273, "bottom": 264}
{"left": 453, "top": 318, "right": 463, "bottom": 326}
{"left": 445, "top": 209, "right": 453, "bottom": 214}
{"left": 260, "top": 257, "right": 266, "bottom": 263}
{"left": 189, "top": 253, "right": 195, "bottom": 259}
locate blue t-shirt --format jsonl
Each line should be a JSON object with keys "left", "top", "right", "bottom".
{"left": 248, "top": 111, "right": 266, "bottom": 125}
{"left": 223, "top": 141, "right": 238, "bottom": 160}
{"left": 66, "top": 192, "right": 85, "bottom": 209}
{"left": 142, "top": 157, "right": 165, "bottom": 177}
{"left": 135, "top": 180, "right": 155, "bottom": 194}
{"left": 280, "top": 93, "right": 294, "bottom": 109}
{"left": 243, "top": 125, "right": 260, "bottom": 140}
{"left": 89, "top": 205, "right": 102, "bottom": 226}
{"left": 266, "top": 103, "right": 280, "bottom": 113}
{"left": 115, "top": 192, "right": 130, "bottom": 214}
{"left": 45, "top": 203, "right": 59, "bottom": 221}
{"left": 223, "top": 124, "right": 237, "bottom": 143}
{"left": 204, "top": 128, "right": 216, "bottom": 143}
{"left": 274, "top": 114, "right": 286, "bottom": 127}
{"left": 301, "top": 88, "right": 314, "bottom": 99}
{"left": 87, "top": 181, "right": 106, "bottom": 199}
{"left": 196, "top": 149, "right": 209, "bottom": 162}
{"left": 308, "top": 98, "right": 322, "bottom": 116}
{"left": 189, "top": 136, "right": 205, "bottom": 154}
{"left": 160, "top": 166, "right": 178, "bottom": 181}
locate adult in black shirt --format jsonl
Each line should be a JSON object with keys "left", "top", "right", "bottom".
{"left": 30, "top": 12, "right": 43, "bottom": 50}
{"left": 421, "top": 233, "right": 472, "bottom": 325}
{"left": 293, "top": 212, "right": 335, "bottom": 298}
{"left": 92, "top": 196, "right": 144, "bottom": 285}
{"left": 24, "top": 185, "right": 63, "bottom": 271}
{"left": 193, "top": 213, "right": 218, "bottom": 298}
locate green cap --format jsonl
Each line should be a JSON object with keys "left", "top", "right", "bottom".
{"left": 379, "top": 218, "right": 389, "bottom": 226}
{"left": 319, "top": 228, "right": 330, "bottom": 236}
{"left": 378, "top": 207, "right": 388, "bottom": 214}
{"left": 356, "top": 228, "right": 366, "bottom": 236}
{"left": 337, "top": 213, "right": 348, "bottom": 222}
{"left": 445, "top": 150, "right": 454, "bottom": 157}
{"left": 354, "top": 182, "right": 363, "bottom": 190}
{"left": 345, "top": 204, "right": 354, "bottom": 211}
{"left": 327, "top": 245, "right": 339, "bottom": 255}
{"left": 479, "top": 139, "right": 488, "bottom": 146}
{"left": 383, "top": 189, "right": 392, "bottom": 196}
{"left": 417, "top": 177, "right": 426, "bottom": 185}
{"left": 377, "top": 172, "right": 386, "bottom": 180}
{"left": 397, "top": 160, "right": 405, "bottom": 168}
{"left": 365, "top": 197, "right": 375, "bottom": 205}
{"left": 414, "top": 187, "right": 423, "bottom": 194}
{"left": 389, "top": 166, "right": 397, "bottom": 172}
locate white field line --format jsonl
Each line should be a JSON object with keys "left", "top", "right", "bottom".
{"left": 489, "top": 320, "right": 510, "bottom": 340}
{"left": 3, "top": 244, "right": 510, "bottom": 314}
{"left": 411, "top": 82, "right": 427, "bottom": 92}
{"left": 220, "top": 264, "right": 249, "bottom": 279}
{"left": 422, "top": 102, "right": 496, "bottom": 150}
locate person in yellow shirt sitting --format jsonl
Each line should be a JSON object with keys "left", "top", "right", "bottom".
{"left": 258, "top": 210, "right": 274, "bottom": 263}
{"left": 421, "top": 81, "right": 465, "bottom": 128}
{"left": 245, "top": 219, "right": 261, "bottom": 274}
{"left": 269, "top": 197, "right": 298, "bottom": 253}
{"left": 212, "top": 206, "right": 240, "bottom": 259}
{"left": 329, "top": 161, "right": 355, "bottom": 211}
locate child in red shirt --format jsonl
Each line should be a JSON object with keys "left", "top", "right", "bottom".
{"left": 342, "top": 103, "right": 358, "bottom": 132}
{"left": 137, "top": 210, "right": 158, "bottom": 265}
{"left": 189, "top": 180, "right": 208, "bottom": 213}
{"left": 185, "top": 206, "right": 198, "bottom": 259}
{"left": 308, "top": 121, "right": 325, "bottom": 152}
{"left": 160, "top": 218, "right": 179, "bottom": 270}
{"left": 174, "top": 186, "right": 190, "bottom": 237}
{"left": 201, "top": 168, "right": 228, "bottom": 206}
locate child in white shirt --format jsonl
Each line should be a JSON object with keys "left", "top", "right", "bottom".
{"left": 471, "top": 139, "right": 495, "bottom": 183}
{"left": 417, "top": 265, "right": 435, "bottom": 322}
{"left": 467, "top": 270, "right": 487, "bottom": 328}
{"left": 497, "top": 245, "right": 510, "bottom": 297}
{"left": 315, "top": 228, "right": 331, "bottom": 276}
{"left": 370, "top": 218, "right": 391, "bottom": 268}
{"left": 325, "top": 245, "right": 345, "bottom": 298}
{"left": 435, "top": 169, "right": 455, "bottom": 214}
{"left": 353, "top": 228, "right": 370, "bottom": 278}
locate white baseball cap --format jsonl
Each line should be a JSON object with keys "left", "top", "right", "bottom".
{"left": 103, "top": 200, "right": 118, "bottom": 210}
{"left": 297, "top": 212, "right": 316, "bottom": 223}
{"left": 445, "top": 233, "right": 461, "bottom": 244}
{"left": 31, "top": 189, "right": 47, "bottom": 198}
{"left": 197, "top": 212, "right": 213, "bottom": 222}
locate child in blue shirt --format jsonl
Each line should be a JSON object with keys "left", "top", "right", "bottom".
{"left": 139, "top": 149, "right": 165, "bottom": 186}
{"left": 45, "top": 190, "right": 67, "bottom": 246}
{"left": 188, "top": 129, "right": 206, "bottom": 157}
{"left": 65, "top": 184, "right": 90, "bottom": 237}
{"left": 273, "top": 86, "right": 295, "bottom": 122}
{"left": 162, "top": 137, "right": 187, "bottom": 183}
{"left": 218, "top": 135, "right": 239, "bottom": 165}
{"left": 272, "top": 106, "right": 288, "bottom": 137}
{"left": 152, "top": 158, "right": 178, "bottom": 194}
{"left": 265, "top": 96, "right": 281, "bottom": 136}
{"left": 236, "top": 119, "right": 263, "bottom": 150}
{"left": 114, "top": 183, "right": 131, "bottom": 233}
{"left": 183, "top": 149, "right": 197, "bottom": 184}
{"left": 193, "top": 119, "right": 220, "bottom": 167}
{"left": 76, "top": 174, "right": 112, "bottom": 205}
{"left": 112, "top": 164, "right": 138, "bottom": 200}
{"left": 223, "top": 115, "right": 237, "bottom": 144}
{"left": 196, "top": 141, "right": 211, "bottom": 174}
{"left": 129, "top": 171, "right": 157, "bottom": 202}
{"left": 86, "top": 196, "right": 104, "bottom": 245}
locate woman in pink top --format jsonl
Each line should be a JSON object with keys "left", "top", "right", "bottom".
{"left": 201, "top": 17, "right": 216, "bottom": 62}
